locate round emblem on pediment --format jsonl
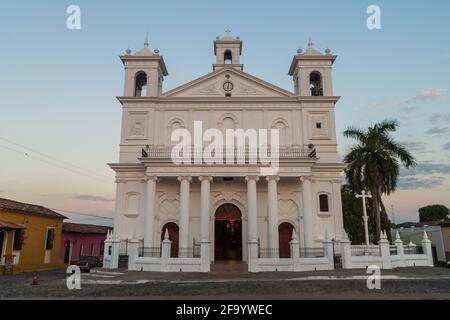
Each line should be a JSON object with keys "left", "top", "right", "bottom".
{"left": 223, "top": 81, "right": 234, "bottom": 92}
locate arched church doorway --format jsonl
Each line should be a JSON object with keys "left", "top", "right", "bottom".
{"left": 214, "top": 204, "right": 242, "bottom": 261}
{"left": 279, "top": 222, "right": 295, "bottom": 258}
{"left": 161, "top": 222, "right": 179, "bottom": 258}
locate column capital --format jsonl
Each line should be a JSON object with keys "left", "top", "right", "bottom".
{"left": 266, "top": 175, "right": 280, "bottom": 182}
{"left": 198, "top": 175, "right": 213, "bottom": 182}
{"left": 298, "top": 175, "right": 312, "bottom": 183}
{"left": 144, "top": 175, "right": 158, "bottom": 182}
{"left": 245, "top": 175, "right": 260, "bottom": 182}
{"left": 178, "top": 176, "right": 193, "bottom": 183}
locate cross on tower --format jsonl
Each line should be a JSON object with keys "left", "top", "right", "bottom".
{"left": 356, "top": 190, "right": 372, "bottom": 246}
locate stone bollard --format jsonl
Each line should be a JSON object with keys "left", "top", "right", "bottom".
{"left": 379, "top": 230, "right": 392, "bottom": 269}
{"left": 127, "top": 238, "right": 140, "bottom": 271}
{"left": 394, "top": 231, "right": 405, "bottom": 267}
{"left": 161, "top": 229, "right": 172, "bottom": 272}
{"left": 340, "top": 232, "right": 352, "bottom": 269}
{"left": 421, "top": 231, "right": 434, "bottom": 267}
{"left": 290, "top": 230, "right": 300, "bottom": 261}
{"left": 322, "top": 231, "right": 334, "bottom": 270}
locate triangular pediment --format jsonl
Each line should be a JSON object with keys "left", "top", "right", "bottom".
{"left": 162, "top": 67, "right": 294, "bottom": 98}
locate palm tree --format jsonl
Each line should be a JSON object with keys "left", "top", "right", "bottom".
{"left": 343, "top": 119, "right": 416, "bottom": 242}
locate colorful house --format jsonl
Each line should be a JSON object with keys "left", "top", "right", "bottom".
{"left": 60, "top": 222, "right": 112, "bottom": 264}
{"left": 0, "top": 198, "right": 66, "bottom": 273}
{"left": 393, "top": 220, "right": 450, "bottom": 264}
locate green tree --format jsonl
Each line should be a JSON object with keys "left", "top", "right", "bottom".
{"left": 341, "top": 184, "right": 393, "bottom": 244}
{"left": 343, "top": 119, "right": 416, "bottom": 242}
{"left": 341, "top": 184, "right": 365, "bottom": 244}
{"left": 419, "top": 204, "right": 450, "bottom": 222}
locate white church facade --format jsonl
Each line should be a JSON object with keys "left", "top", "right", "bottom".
{"left": 104, "top": 34, "right": 348, "bottom": 272}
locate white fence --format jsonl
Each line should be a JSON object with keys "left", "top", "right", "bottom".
{"left": 339, "top": 230, "right": 434, "bottom": 270}
{"left": 252, "top": 234, "right": 334, "bottom": 272}
{"left": 103, "top": 229, "right": 434, "bottom": 273}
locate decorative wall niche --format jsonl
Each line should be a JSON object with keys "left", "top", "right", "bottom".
{"left": 124, "top": 192, "right": 140, "bottom": 217}
{"left": 127, "top": 112, "right": 148, "bottom": 140}
{"left": 308, "top": 112, "right": 330, "bottom": 139}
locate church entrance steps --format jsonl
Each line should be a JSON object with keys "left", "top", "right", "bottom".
{"left": 210, "top": 261, "right": 248, "bottom": 274}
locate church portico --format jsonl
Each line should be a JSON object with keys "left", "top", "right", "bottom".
{"left": 106, "top": 168, "right": 343, "bottom": 270}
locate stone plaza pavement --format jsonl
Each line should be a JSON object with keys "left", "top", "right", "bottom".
{"left": 1, "top": 264, "right": 450, "bottom": 299}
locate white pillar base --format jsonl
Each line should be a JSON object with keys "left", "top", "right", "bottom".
{"left": 200, "top": 241, "right": 211, "bottom": 273}
{"left": 247, "top": 240, "right": 259, "bottom": 273}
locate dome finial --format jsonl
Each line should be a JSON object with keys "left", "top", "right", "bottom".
{"left": 308, "top": 36, "right": 313, "bottom": 48}
{"left": 144, "top": 32, "right": 149, "bottom": 48}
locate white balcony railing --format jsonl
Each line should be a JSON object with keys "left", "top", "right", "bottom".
{"left": 140, "top": 146, "right": 316, "bottom": 162}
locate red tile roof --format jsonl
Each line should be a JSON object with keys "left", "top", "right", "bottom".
{"left": 0, "top": 219, "right": 25, "bottom": 230}
{"left": 0, "top": 198, "right": 66, "bottom": 220}
{"left": 63, "top": 222, "right": 112, "bottom": 234}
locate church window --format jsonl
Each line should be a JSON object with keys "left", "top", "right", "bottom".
{"left": 319, "top": 194, "right": 329, "bottom": 212}
{"left": 134, "top": 71, "right": 148, "bottom": 96}
{"left": 309, "top": 71, "right": 323, "bottom": 96}
{"left": 316, "top": 122, "right": 322, "bottom": 129}
{"left": 224, "top": 50, "right": 232, "bottom": 64}
{"left": 271, "top": 120, "right": 289, "bottom": 146}
{"left": 222, "top": 117, "right": 236, "bottom": 130}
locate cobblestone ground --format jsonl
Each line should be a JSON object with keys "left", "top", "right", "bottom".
{"left": 1, "top": 266, "right": 450, "bottom": 299}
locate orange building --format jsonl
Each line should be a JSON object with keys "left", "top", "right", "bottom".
{"left": 0, "top": 198, "right": 67, "bottom": 273}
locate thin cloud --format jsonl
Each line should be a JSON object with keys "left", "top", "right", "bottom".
{"left": 443, "top": 142, "right": 450, "bottom": 150}
{"left": 73, "top": 195, "right": 114, "bottom": 202}
{"left": 429, "top": 113, "right": 450, "bottom": 124}
{"left": 403, "top": 88, "right": 446, "bottom": 104}
{"left": 398, "top": 176, "right": 445, "bottom": 190}
{"left": 425, "top": 127, "right": 449, "bottom": 135}
{"left": 363, "top": 88, "right": 447, "bottom": 110}
{"left": 401, "top": 163, "right": 450, "bottom": 177}
{"left": 399, "top": 141, "right": 427, "bottom": 153}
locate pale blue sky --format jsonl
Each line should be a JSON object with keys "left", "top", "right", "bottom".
{"left": 0, "top": 0, "right": 449, "bottom": 225}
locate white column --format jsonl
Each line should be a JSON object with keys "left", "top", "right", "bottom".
{"left": 199, "top": 176, "right": 212, "bottom": 241}
{"left": 113, "top": 179, "right": 126, "bottom": 239}
{"left": 301, "top": 176, "right": 314, "bottom": 248}
{"left": 246, "top": 175, "right": 259, "bottom": 272}
{"left": 267, "top": 176, "right": 280, "bottom": 257}
{"left": 199, "top": 176, "right": 212, "bottom": 272}
{"left": 178, "top": 176, "right": 192, "bottom": 256}
{"left": 144, "top": 176, "right": 157, "bottom": 248}
{"left": 332, "top": 181, "right": 344, "bottom": 240}
{"left": 246, "top": 176, "right": 259, "bottom": 242}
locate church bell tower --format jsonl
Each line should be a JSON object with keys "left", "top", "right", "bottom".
{"left": 120, "top": 34, "right": 168, "bottom": 97}
{"left": 213, "top": 30, "right": 243, "bottom": 71}
{"left": 288, "top": 38, "right": 336, "bottom": 96}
